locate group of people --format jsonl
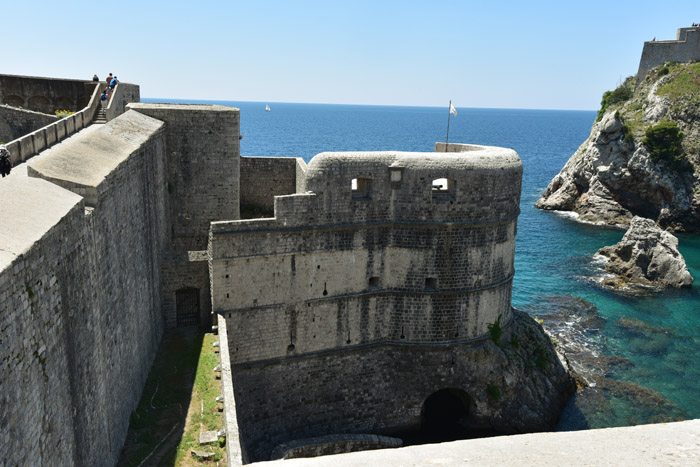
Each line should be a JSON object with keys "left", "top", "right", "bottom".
{"left": 692, "top": 23, "right": 700, "bottom": 27}
{"left": 0, "top": 145, "right": 12, "bottom": 178}
{"left": 1, "top": 73, "right": 124, "bottom": 179}
{"left": 97, "top": 73, "right": 120, "bottom": 109}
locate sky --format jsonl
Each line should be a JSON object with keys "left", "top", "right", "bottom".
{"left": 2, "top": 0, "right": 698, "bottom": 110}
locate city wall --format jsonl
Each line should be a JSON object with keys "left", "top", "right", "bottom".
{"left": 210, "top": 145, "right": 523, "bottom": 461}
{"left": 0, "top": 104, "right": 58, "bottom": 143}
{"left": 128, "top": 103, "right": 241, "bottom": 329}
{"left": 636, "top": 27, "right": 700, "bottom": 83}
{"left": 0, "top": 74, "right": 98, "bottom": 113}
{"left": 0, "top": 110, "right": 169, "bottom": 466}
{"left": 239, "top": 156, "right": 307, "bottom": 215}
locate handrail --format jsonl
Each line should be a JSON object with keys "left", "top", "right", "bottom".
{"left": 105, "top": 83, "right": 122, "bottom": 122}
{"left": 3, "top": 82, "right": 100, "bottom": 165}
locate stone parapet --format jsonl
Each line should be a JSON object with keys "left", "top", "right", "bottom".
{"left": 636, "top": 27, "right": 700, "bottom": 84}
{"left": 0, "top": 110, "right": 169, "bottom": 466}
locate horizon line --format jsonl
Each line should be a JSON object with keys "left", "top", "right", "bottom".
{"left": 141, "top": 97, "right": 597, "bottom": 113}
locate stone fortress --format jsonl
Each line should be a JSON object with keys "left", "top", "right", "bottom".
{"left": 636, "top": 26, "right": 700, "bottom": 85}
{"left": 0, "top": 74, "right": 573, "bottom": 466}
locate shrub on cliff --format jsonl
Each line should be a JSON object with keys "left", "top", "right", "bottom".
{"left": 643, "top": 121, "right": 687, "bottom": 169}
{"left": 597, "top": 78, "right": 635, "bottom": 121}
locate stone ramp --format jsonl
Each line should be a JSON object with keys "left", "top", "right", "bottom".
{"left": 252, "top": 419, "right": 700, "bottom": 466}
{"left": 0, "top": 173, "right": 82, "bottom": 270}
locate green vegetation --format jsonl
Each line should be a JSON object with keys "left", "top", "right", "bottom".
{"left": 487, "top": 315, "right": 503, "bottom": 344}
{"left": 164, "top": 333, "right": 225, "bottom": 464}
{"left": 534, "top": 347, "right": 549, "bottom": 371}
{"left": 119, "top": 330, "right": 225, "bottom": 466}
{"left": 597, "top": 77, "right": 635, "bottom": 121}
{"left": 54, "top": 109, "right": 75, "bottom": 119}
{"left": 486, "top": 385, "right": 501, "bottom": 401}
{"left": 509, "top": 336, "right": 520, "bottom": 349}
{"left": 656, "top": 62, "right": 700, "bottom": 99}
{"left": 621, "top": 123, "right": 634, "bottom": 144}
{"left": 643, "top": 121, "right": 687, "bottom": 170}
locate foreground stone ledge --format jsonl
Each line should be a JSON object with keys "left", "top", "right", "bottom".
{"left": 254, "top": 419, "right": 700, "bottom": 466}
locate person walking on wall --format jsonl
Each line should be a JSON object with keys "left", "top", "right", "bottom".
{"left": 0, "top": 146, "right": 12, "bottom": 178}
{"left": 100, "top": 89, "right": 109, "bottom": 109}
{"left": 106, "top": 73, "right": 113, "bottom": 85}
{"left": 110, "top": 76, "right": 119, "bottom": 89}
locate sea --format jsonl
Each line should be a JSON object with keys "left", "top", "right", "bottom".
{"left": 144, "top": 98, "right": 700, "bottom": 429}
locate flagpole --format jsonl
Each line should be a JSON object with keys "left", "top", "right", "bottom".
{"left": 445, "top": 100, "right": 452, "bottom": 151}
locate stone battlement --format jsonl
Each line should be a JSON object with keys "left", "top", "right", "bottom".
{"left": 636, "top": 27, "right": 700, "bottom": 84}
{"left": 0, "top": 73, "right": 557, "bottom": 467}
{"left": 209, "top": 143, "right": 526, "bottom": 462}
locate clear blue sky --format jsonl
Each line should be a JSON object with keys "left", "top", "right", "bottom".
{"left": 2, "top": 0, "right": 698, "bottom": 110}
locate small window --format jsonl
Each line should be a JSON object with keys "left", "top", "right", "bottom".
{"left": 352, "top": 178, "right": 372, "bottom": 199}
{"left": 389, "top": 167, "right": 403, "bottom": 187}
{"left": 432, "top": 178, "right": 456, "bottom": 199}
{"left": 425, "top": 278, "right": 437, "bottom": 290}
{"left": 369, "top": 277, "right": 380, "bottom": 289}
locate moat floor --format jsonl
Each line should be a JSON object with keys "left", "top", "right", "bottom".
{"left": 254, "top": 419, "right": 700, "bottom": 466}
{"left": 118, "top": 328, "right": 225, "bottom": 466}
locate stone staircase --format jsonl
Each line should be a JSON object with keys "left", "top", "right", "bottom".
{"left": 94, "top": 107, "right": 107, "bottom": 124}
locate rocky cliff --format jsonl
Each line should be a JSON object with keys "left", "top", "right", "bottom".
{"left": 536, "top": 62, "right": 700, "bottom": 232}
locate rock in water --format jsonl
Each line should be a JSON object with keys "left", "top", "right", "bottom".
{"left": 597, "top": 216, "right": 693, "bottom": 288}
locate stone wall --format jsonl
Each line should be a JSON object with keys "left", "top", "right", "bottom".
{"left": 129, "top": 103, "right": 240, "bottom": 329}
{"left": 0, "top": 104, "right": 57, "bottom": 142}
{"left": 0, "top": 74, "right": 97, "bottom": 113}
{"left": 161, "top": 253, "right": 212, "bottom": 328}
{"left": 105, "top": 83, "right": 140, "bottom": 121}
{"left": 210, "top": 145, "right": 524, "bottom": 461}
{"left": 271, "top": 434, "right": 403, "bottom": 459}
{"left": 128, "top": 103, "right": 240, "bottom": 252}
{"left": 239, "top": 156, "right": 306, "bottom": 215}
{"left": 636, "top": 27, "right": 700, "bottom": 84}
{"left": 0, "top": 110, "right": 169, "bottom": 466}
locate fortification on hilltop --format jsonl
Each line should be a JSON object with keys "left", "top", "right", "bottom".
{"left": 636, "top": 26, "right": 700, "bottom": 84}
{"left": 0, "top": 74, "right": 572, "bottom": 466}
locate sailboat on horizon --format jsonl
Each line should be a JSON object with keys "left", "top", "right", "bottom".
{"left": 265, "top": 104, "right": 271, "bottom": 112}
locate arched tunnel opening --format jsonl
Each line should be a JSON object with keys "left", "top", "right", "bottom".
{"left": 392, "top": 388, "right": 499, "bottom": 446}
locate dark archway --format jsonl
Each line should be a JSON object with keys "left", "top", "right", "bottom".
{"left": 176, "top": 287, "right": 200, "bottom": 327}
{"left": 420, "top": 388, "right": 472, "bottom": 442}
{"left": 27, "top": 95, "right": 50, "bottom": 113}
{"left": 54, "top": 96, "right": 75, "bottom": 112}
{"left": 3, "top": 95, "right": 24, "bottom": 107}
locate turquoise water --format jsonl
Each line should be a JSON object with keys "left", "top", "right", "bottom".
{"left": 146, "top": 98, "right": 700, "bottom": 426}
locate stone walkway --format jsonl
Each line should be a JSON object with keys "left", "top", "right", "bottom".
{"left": 8, "top": 123, "right": 104, "bottom": 177}
{"left": 253, "top": 419, "right": 700, "bottom": 466}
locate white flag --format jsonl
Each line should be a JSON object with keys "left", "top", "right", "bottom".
{"left": 450, "top": 103, "right": 457, "bottom": 116}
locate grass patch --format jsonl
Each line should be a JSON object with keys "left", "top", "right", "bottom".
{"left": 118, "top": 329, "right": 225, "bottom": 466}
{"left": 161, "top": 332, "right": 225, "bottom": 465}
{"left": 656, "top": 62, "right": 700, "bottom": 99}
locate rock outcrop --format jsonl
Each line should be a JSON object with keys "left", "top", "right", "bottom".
{"left": 536, "top": 63, "right": 700, "bottom": 231}
{"left": 520, "top": 295, "right": 687, "bottom": 430}
{"left": 596, "top": 216, "right": 693, "bottom": 288}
